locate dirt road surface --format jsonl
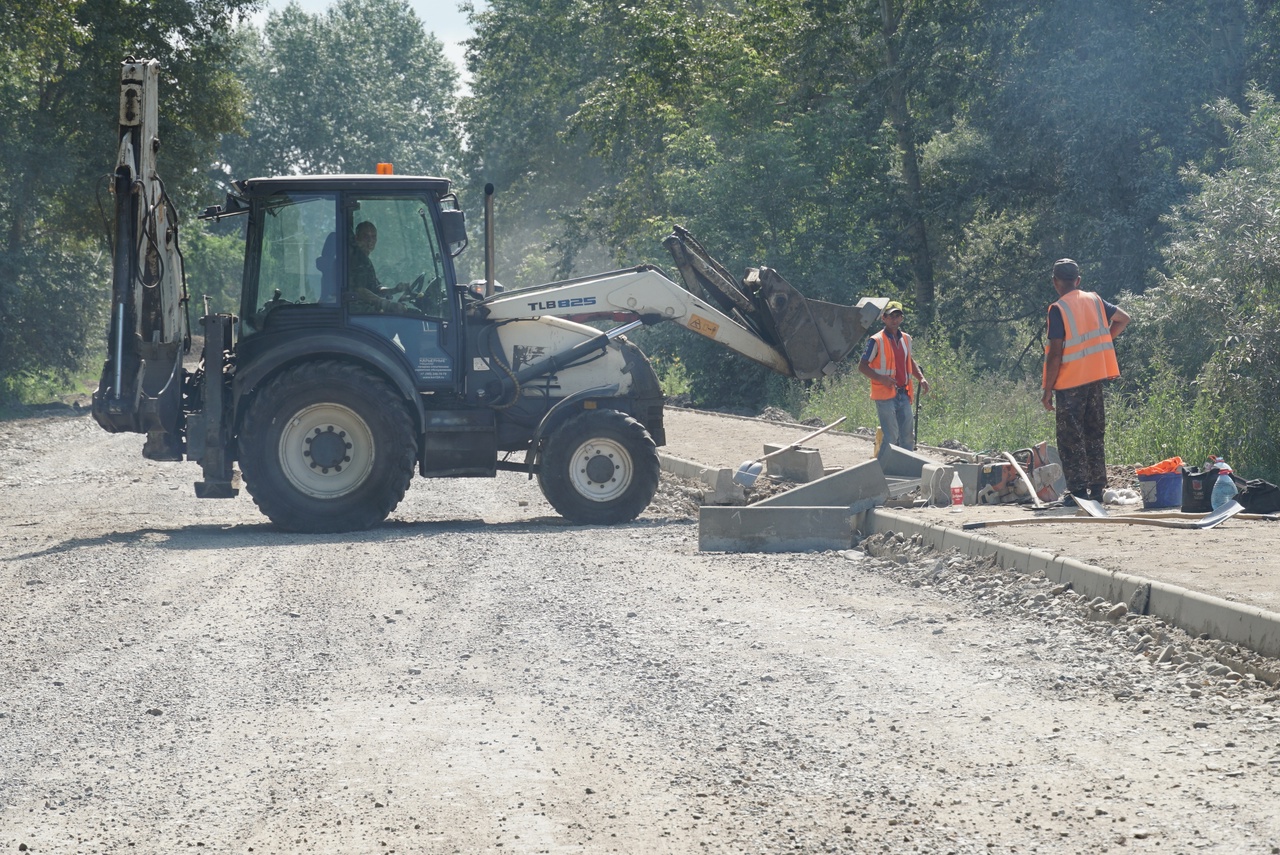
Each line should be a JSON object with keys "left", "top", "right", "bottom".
{"left": 2, "top": 409, "right": 1279, "bottom": 854}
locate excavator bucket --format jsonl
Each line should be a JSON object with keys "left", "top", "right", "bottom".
{"left": 663, "top": 226, "right": 885, "bottom": 380}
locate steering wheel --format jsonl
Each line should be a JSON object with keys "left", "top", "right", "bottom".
{"left": 387, "top": 273, "right": 427, "bottom": 304}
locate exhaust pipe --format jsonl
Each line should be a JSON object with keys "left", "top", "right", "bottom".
{"left": 484, "top": 183, "right": 495, "bottom": 298}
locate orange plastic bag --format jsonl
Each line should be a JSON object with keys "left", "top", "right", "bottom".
{"left": 1135, "top": 456, "right": 1183, "bottom": 476}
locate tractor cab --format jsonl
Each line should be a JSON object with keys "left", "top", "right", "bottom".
{"left": 204, "top": 175, "right": 469, "bottom": 392}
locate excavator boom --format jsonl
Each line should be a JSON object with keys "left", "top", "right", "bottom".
{"left": 91, "top": 59, "right": 190, "bottom": 460}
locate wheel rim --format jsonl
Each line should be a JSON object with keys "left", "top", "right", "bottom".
{"left": 278, "top": 403, "right": 376, "bottom": 499}
{"left": 568, "top": 436, "right": 633, "bottom": 502}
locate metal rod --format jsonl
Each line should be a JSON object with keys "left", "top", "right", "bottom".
{"left": 484, "top": 183, "right": 495, "bottom": 298}
{"left": 605, "top": 319, "right": 645, "bottom": 339}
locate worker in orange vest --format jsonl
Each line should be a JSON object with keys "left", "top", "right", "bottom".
{"left": 859, "top": 300, "right": 929, "bottom": 454}
{"left": 1041, "top": 259, "right": 1130, "bottom": 504}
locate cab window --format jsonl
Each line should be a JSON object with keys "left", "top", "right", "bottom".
{"left": 347, "top": 196, "right": 448, "bottom": 318}
{"left": 241, "top": 193, "right": 338, "bottom": 336}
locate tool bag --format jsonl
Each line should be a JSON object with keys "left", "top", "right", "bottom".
{"left": 1236, "top": 477, "right": 1280, "bottom": 514}
{"left": 1181, "top": 467, "right": 1216, "bottom": 514}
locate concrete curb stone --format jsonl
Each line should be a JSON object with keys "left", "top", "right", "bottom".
{"left": 861, "top": 508, "right": 1280, "bottom": 660}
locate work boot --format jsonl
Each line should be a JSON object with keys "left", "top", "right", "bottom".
{"left": 1088, "top": 484, "right": 1107, "bottom": 503}
{"left": 1058, "top": 491, "right": 1079, "bottom": 508}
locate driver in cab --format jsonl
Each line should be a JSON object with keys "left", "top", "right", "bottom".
{"left": 348, "top": 221, "right": 421, "bottom": 316}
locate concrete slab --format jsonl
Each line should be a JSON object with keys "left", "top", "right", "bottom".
{"left": 954, "top": 462, "right": 982, "bottom": 505}
{"left": 755, "top": 458, "right": 889, "bottom": 513}
{"left": 878, "top": 443, "right": 934, "bottom": 478}
{"left": 763, "top": 444, "right": 825, "bottom": 482}
{"left": 699, "top": 506, "right": 854, "bottom": 553}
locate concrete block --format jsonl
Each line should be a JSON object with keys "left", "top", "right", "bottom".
{"left": 954, "top": 462, "right": 982, "bottom": 505}
{"left": 658, "top": 452, "right": 745, "bottom": 505}
{"left": 699, "top": 506, "right": 854, "bottom": 553}
{"left": 658, "top": 452, "right": 711, "bottom": 481}
{"left": 878, "top": 443, "right": 933, "bottom": 478}
{"left": 919, "top": 463, "right": 958, "bottom": 507}
{"left": 754, "top": 458, "right": 889, "bottom": 511}
{"left": 702, "top": 467, "right": 746, "bottom": 505}
{"left": 763, "top": 444, "right": 825, "bottom": 483}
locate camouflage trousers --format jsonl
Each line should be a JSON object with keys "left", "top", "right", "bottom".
{"left": 1054, "top": 380, "right": 1108, "bottom": 495}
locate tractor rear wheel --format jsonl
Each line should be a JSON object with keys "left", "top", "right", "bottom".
{"left": 538, "top": 409, "right": 659, "bottom": 524}
{"left": 239, "top": 361, "right": 416, "bottom": 532}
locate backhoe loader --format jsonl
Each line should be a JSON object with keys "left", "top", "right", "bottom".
{"left": 92, "top": 59, "right": 884, "bottom": 532}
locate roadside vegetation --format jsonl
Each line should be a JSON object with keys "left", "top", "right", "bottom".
{"left": 2, "top": 0, "right": 1278, "bottom": 482}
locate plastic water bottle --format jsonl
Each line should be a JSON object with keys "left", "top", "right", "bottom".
{"left": 1210, "top": 462, "right": 1238, "bottom": 510}
{"left": 949, "top": 471, "right": 965, "bottom": 511}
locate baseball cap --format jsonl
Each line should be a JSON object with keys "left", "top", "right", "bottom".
{"left": 1053, "top": 259, "right": 1080, "bottom": 281}
{"left": 882, "top": 300, "right": 905, "bottom": 318}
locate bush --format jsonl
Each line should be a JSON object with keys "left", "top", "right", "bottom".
{"left": 0, "top": 243, "right": 109, "bottom": 406}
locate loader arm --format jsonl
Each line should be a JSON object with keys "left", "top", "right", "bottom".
{"left": 480, "top": 266, "right": 794, "bottom": 375}
{"left": 91, "top": 59, "right": 190, "bottom": 459}
{"left": 479, "top": 229, "right": 885, "bottom": 380}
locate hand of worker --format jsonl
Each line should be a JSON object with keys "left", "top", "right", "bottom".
{"left": 1041, "top": 388, "right": 1054, "bottom": 412}
{"left": 918, "top": 377, "right": 930, "bottom": 395}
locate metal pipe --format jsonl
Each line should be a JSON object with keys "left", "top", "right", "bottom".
{"left": 484, "top": 183, "right": 495, "bottom": 298}
{"left": 111, "top": 167, "right": 135, "bottom": 400}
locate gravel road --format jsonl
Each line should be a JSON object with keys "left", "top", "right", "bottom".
{"left": 2, "top": 410, "right": 1279, "bottom": 853}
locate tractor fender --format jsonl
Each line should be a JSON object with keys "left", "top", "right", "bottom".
{"left": 527, "top": 385, "right": 621, "bottom": 470}
{"left": 232, "top": 331, "right": 425, "bottom": 432}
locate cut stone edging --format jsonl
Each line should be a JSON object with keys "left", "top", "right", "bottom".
{"left": 860, "top": 507, "right": 1280, "bottom": 661}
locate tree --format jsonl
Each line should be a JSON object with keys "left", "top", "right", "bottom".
{"left": 1129, "top": 86, "right": 1280, "bottom": 473}
{"left": 0, "top": 0, "right": 255, "bottom": 400}
{"left": 222, "top": 0, "right": 461, "bottom": 182}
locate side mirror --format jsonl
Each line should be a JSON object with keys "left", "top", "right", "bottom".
{"left": 440, "top": 209, "right": 467, "bottom": 258}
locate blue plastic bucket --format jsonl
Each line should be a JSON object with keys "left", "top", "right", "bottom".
{"left": 1138, "top": 472, "right": 1181, "bottom": 509}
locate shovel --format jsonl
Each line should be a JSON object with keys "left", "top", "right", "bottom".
{"left": 734, "top": 416, "right": 847, "bottom": 487}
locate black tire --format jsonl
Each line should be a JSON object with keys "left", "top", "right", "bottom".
{"left": 538, "top": 409, "right": 660, "bottom": 524}
{"left": 239, "top": 361, "right": 416, "bottom": 532}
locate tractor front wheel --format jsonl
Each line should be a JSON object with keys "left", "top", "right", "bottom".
{"left": 538, "top": 409, "right": 659, "bottom": 524}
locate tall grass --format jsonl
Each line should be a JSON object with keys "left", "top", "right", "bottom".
{"left": 0, "top": 368, "right": 94, "bottom": 413}
{"left": 801, "top": 338, "right": 1056, "bottom": 455}
{"left": 794, "top": 336, "right": 1279, "bottom": 482}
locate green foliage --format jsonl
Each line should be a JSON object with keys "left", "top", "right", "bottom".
{"left": 1104, "top": 354, "right": 1200, "bottom": 468}
{"left": 5, "top": 0, "right": 1280, "bottom": 483}
{"left": 223, "top": 0, "right": 461, "bottom": 182}
{"left": 800, "top": 334, "right": 1055, "bottom": 456}
{"left": 1125, "top": 86, "right": 1280, "bottom": 481}
{"left": 0, "top": 0, "right": 252, "bottom": 394}
{"left": 650, "top": 354, "right": 691, "bottom": 400}
{"left": 181, "top": 219, "right": 244, "bottom": 315}
{"left": 0, "top": 241, "right": 109, "bottom": 405}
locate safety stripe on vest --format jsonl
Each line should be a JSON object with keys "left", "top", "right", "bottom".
{"left": 1058, "top": 294, "right": 1111, "bottom": 363}
{"left": 870, "top": 331, "right": 911, "bottom": 377}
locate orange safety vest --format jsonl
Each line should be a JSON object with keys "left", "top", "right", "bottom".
{"left": 867, "top": 329, "right": 914, "bottom": 401}
{"left": 1043, "top": 289, "right": 1120, "bottom": 390}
